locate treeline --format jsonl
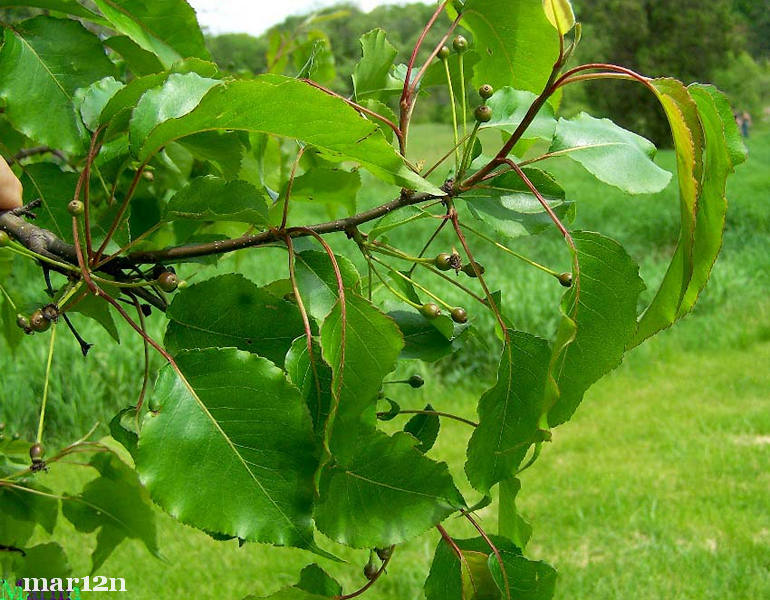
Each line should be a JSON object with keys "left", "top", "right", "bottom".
{"left": 206, "top": 0, "right": 769, "bottom": 143}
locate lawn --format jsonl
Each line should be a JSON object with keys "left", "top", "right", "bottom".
{"left": 2, "top": 122, "right": 768, "bottom": 599}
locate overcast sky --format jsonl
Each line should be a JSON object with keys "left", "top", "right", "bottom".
{"left": 188, "top": 1, "right": 426, "bottom": 37}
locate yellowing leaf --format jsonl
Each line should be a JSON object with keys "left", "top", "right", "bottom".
{"left": 543, "top": 0, "right": 575, "bottom": 34}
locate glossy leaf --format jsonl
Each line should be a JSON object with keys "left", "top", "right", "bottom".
{"left": 548, "top": 232, "right": 644, "bottom": 426}
{"left": 165, "top": 274, "right": 304, "bottom": 366}
{"left": 104, "top": 35, "right": 165, "bottom": 76}
{"left": 285, "top": 336, "right": 334, "bottom": 436}
{"left": 483, "top": 87, "right": 557, "bottom": 142}
{"left": 314, "top": 429, "right": 464, "bottom": 548}
{"left": 466, "top": 332, "right": 551, "bottom": 493}
{"left": 164, "top": 176, "right": 270, "bottom": 225}
{"left": 129, "top": 71, "right": 219, "bottom": 151}
{"left": 92, "top": 0, "right": 210, "bottom": 67}
{"left": 460, "top": 168, "right": 573, "bottom": 240}
{"left": 352, "top": 29, "right": 400, "bottom": 101}
{"left": 404, "top": 404, "right": 440, "bottom": 453}
{"left": 0, "top": 0, "right": 101, "bottom": 21}
{"left": 137, "top": 348, "right": 318, "bottom": 548}
{"left": 136, "top": 76, "right": 443, "bottom": 195}
{"left": 0, "top": 16, "right": 116, "bottom": 154}
{"left": 295, "top": 250, "right": 361, "bottom": 323}
{"left": 452, "top": 0, "right": 560, "bottom": 94}
{"left": 549, "top": 112, "right": 672, "bottom": 194}
{"left": 76, "top": 77, "right": 125, "bottom": 132}
{"left": 63, "top": 453, "right": 159, "bottom": 572}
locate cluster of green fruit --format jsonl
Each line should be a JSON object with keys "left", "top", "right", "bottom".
{"left": 436, "top": 35, "right": 496, "bottom": 124}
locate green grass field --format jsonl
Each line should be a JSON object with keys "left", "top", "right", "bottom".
{"left": 2, "top": 122, "right": 769, "bottom": 599}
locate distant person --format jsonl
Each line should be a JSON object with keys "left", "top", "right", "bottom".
{"left": 740, "top": 110, "right": 752, "bottom": 138}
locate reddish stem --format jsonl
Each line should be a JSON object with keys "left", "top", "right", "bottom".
{"left": 335, "top": 548, "right": 395, "bottom": 600}
{"left": 285, "top": 234, "right": 323, "bottom": 423}
{"left": 436, "top": 524, "right": 478, "bottom": 595}
{"left": 399, "top": 1, "right": 451, "bottom": 154}
{"left": 281, "top": 147, "right": 306, "bottom": 230}
{"left": 93, "top": 163, "right": 146, "bottom": 264}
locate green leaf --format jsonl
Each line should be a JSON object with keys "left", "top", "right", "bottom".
{"left": 104, "top": 35, "right": 165, "bottom": 76}
{"left": 7, "top": 543, "right": 70, "bottom": 581}
{"left": 165, "top": 274, "right": 304, "bottom": 366}
{"left": 136, "top": 348, "right": 317, "bottom": 548}
{"left": 285, "top": 336, "right": 334, "bottom": 436}
{"left": 460, "top": 168, "right": 573, "bottom": 240}
{"left": 109, "top": 407, "right": 139, "bottom": 456}
{"left": 136, "top": 76, "right": 443, "bottom": 195}
{"left": 548, "top": 232, "right": 644, "bottom": 426}
{"left": 0, "top": 483, "right": 59, "bottom": 536}
{"left": 389, "top": 310, "right": 465, "bottom": 362}
{"left": 352, "top": 29, "right": 400, "bottom": 101}
{"left": 178, "top": 131, "right": 245, "bottom": 180}
{"left": 19, "top": 163, "right": 79, "bottom": 242}
{"left": 487, "top": 548, "right": 557, "bottom": 600}
{"left": 62, "top": 290, "right": 121, "bottom": 343}
{"left": 0, "top": 0, "right": 102, "bottom": 21}
{"left": 164, "top": 176, "right": 270, "bottom": 225}
{"left": 76, "top": 77, "right": 125, "bottom": 132}
{"left": 543, "top": 0, "right": 575, "bottom": 34}
{"left": 92, "top": 0, "right": 210, "bottom": 67}
{"left": 281, "top": 168, "right": 361, "bottom": 219}
{"left": 314, "top": 429, "right": 464, "bottom": 548}
{"left": 0, "top": 16, "right": 116, "bottom": 154}
{"left": 319, "top": 294, "right": 403, "bottom": 447}
{"left": 1, "top": 289, "right": 23, "bottom": 351}
{"left": 100, "top": 72, "right": 168, "bottom": 129}
{"left": 499, "top": 478, "right": 532, "bottom": 549}
{"left": 452, "top": 0, "right": 560, "bottom": 94}
{"left": 296, "top": 564, "right": 342, "bottom": 597}
{"left": 549, "top": 112, "right": 672, "bottom": 194}
{"left": 295, "top": 250, "right": 360, "bottom": 323}
{"left": 466, "top": 332, "right": 551, "bottom": 493}
{"left": 425, "top": 535, "right": 521, "bottom": 600}
{"left": 483, "top": 87, "right": 557, "bottom": 142}
{"left": 404, "top": 404, "right": 440, "bottom": 453}
{"left": 63, "top": 453, "right": 159, "bottom": 572}
{"left": 129, "top": 72, "right": 220, "bottom": 151}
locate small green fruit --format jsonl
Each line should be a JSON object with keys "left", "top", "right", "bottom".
{"left": 419, "top": 303, "right": 441, "bottom": 319}
{"left": 558, "top": 272, "right": 573, "bottom": 287}
{"left": 0, "top": 231, "right": 10, "bottom": 246}
{"left": 157, "top": 271, "right": 179, "bottom": 293}
{"left": 450, "top": 307, "right": 468, "bottom": 324}
{"left": 67, "top": 200, "right": 84, "bottom": 216}
{"left": 478, "top": 84, "right": 494, "bottom": 99}
{"left": 29, "top": 309, "right": 50, "bottom": 332}
{"left": 363, "top": 561, "right": 378, "bottom": 580}
{"left": 474, "top": 105, "right": 493, "bottom": 123}
{"left": 437, "top": 45, "right": 451, "bottom": 60}
{"left": 408, "top": 375, "right": 424, "bottom": 389}
{"left": 29, "top": 442, "right": 44, "bottom": 463}
{"left": 452, "top": 35, "right": 468, "bottom": 53}
{"left": 435, "top": 253, "right": 453, "bottom": 271}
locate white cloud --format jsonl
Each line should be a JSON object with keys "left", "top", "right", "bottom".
{"left": 188, "top": 0, "right": 426, "bottom": 37}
